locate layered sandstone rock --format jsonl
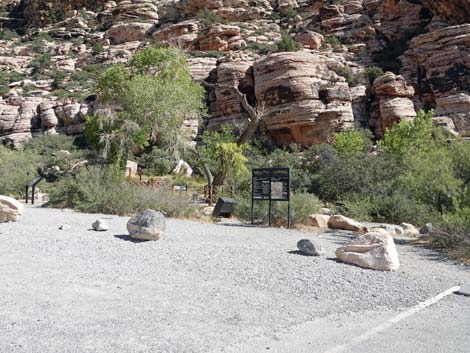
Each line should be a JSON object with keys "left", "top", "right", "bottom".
{"left": 419, "top": 0, "right": 470, "bottom": 25}
{"left": 198, "top": 24, "right": 245, "bottom": 51}
{"left": 208, "top": 57, "right": 254, "bottom": 131}
{"left": 105, "top": 22, "right": 153, "bottom": 44}
{"left": 152, "top": 20, "right": 199, "bottom": 48}
{"left": 185, "top": 0, "right": 273, "bottom": 21}
{"left": 371, "top": 72, "right": 416, "bottom": 138}
{"left": 253, "top": 52, "right": 354, "bottom": 146}
{"left": 0, "top": 97, "right": 90, "bottom": 148}
{"left": 401, "top": 24, "right": 470, "bottom": 137}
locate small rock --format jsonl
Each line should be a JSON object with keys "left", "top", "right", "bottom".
{"left": 297, "top": 239, "right": 324, "bottom": 256}
{"left": 320, "top": 207, "right": 332, "bottom": 215}
{"left": 59, "top": 224, "right": 71, "bottom": 230}
{"left": 420, "top": 223, "right": 433, "bottom": 234}
{"left": 92, "top": 219, "right": 109, "bottom": 232}
{"left": 400, "top": 222, "right": 420, "bottom": 237}
{"left": 127, "top": 209, "right": 165, "bottom": 241}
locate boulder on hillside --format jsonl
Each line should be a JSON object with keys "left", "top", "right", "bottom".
{"left": 335, "top": 232, "right": 400, "bottom": 271}
{"left": 0, "top": 196, "right": 24, "bottom": 223}
{"left": 127, "top": 209, "right": 166, "bottom": 241}
{"left": 310, "top": 214, "right": 330, "bottom": 228}
{"left": 328, "top": 215, "right": 367, "bottom": 232}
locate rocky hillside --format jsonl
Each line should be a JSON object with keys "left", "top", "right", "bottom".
{"left": 0, "top": 0, "right": 469, "bottom": 148}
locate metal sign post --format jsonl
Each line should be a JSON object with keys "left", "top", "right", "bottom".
{"left": 251, "top": 168, "right": 291, "bottom": 228}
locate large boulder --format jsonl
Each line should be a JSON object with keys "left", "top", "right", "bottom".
{"left": 127, "top": 209, "right": 166, "bottom": 241}
{"left": 335, "top": 232, "right": 400, "bottom": 271}
{"left": 253, "top": 52, "right": 354, "bottom": 147}
{"left": 328, "top": 215, "right": 367, "bottom": 232}
{"left": 0, "top": 196, "right": 24, "bottom": 223}
{"left": 310, "top": 214, "right": 330, "bottom": 228}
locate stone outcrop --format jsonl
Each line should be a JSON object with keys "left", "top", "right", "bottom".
{"left": 208, "top": 56, "right": 254, "bottom": 131}
{"left": 401, "top": 24, "right": 470, "bottom": 137}
{"left": 152, "top": 20, "right": 199, "bottom": 49}
{"left": 419, "top": 0, "right": 470, "bottom": 25}
{"left": 198, "top": 24, "right": 245, "bottom": 51}
{"left": 335, "top": 232, "right": 400, "bottom": 271}
{"left": 254, "top": 52, "right": 354, "bottom": 146}
{"left": 370, "top": 72, "right": 416, "bottom": 138}
{"left": 184, "top": 0, "right": 273, "bottom": 21}
{"left": 0, "top": 97, "right": 91, "bottom": 148}
{"left": 105, "top": 22, "right": 153, "bottom": 44}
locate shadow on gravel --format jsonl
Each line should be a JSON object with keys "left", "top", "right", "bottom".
{"left": 114, "top": 234, "right": 148, "bottom": 243}
{"left": 288, "top": 250, "right": 312, "bottom": 256}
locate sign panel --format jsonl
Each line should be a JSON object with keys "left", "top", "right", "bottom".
{"left": 251, "top": 167, "right": 291, "bottom": 228}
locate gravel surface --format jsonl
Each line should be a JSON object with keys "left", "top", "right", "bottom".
{"left": 1, "top": 206, "right": 469, "bottom": 353}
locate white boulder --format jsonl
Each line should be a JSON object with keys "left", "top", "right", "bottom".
{"left": 335, "top": 232, "right": 400, "bottom": 271}
{"left": 310, "top": 214, "right": 330, "bottom": 228}
{"left": 328, "top": 215, "right": 367, "bottom": 232}
{"left": 0, "top": 196, "right": 24, "bottom": 223}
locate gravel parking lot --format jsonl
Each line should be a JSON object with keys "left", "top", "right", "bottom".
{"left": 1, "top": 206, "right": 469, "bottom": 353}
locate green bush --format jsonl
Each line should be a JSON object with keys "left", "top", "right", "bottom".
{"left": 137, "top": 148, "right": 175, "bottom": 176}
{"left": 234, "top": 192, "right": 321, "bottom": 226}
{"left": 28, "top": 53, "right": 53, "bottom": 77}
{"left": 0, "top": 71, "right": 8, "bottom": 96}
{"left": 48, "top": 165, "right": 198, "bottom": 217}
{"left": 197, "top": 8, "right": 222, "bottom": 27}
{"left": 273, "top": 31, "right": 302, "bottom": 52}
{"left": 333, "top": 129, "right": 372, "bottom": 155}
{"left": 0, "top": 146, "right": 40, "bottom": 197}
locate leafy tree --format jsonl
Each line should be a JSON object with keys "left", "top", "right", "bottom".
{"left": 93, "top": 47, "right": 206, "bottom": 164}
{"left": 378, "top": 110, "right": 435, "bottom": 158}
{"left": 199, "top": 126, "right": 248, "bottom": 189}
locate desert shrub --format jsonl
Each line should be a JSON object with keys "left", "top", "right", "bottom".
{"left": 0, "top": 146, "right": 40, "bottom": 197}
{"left": 323, "top": 35, "right": 341, "bottom": 48}
{"left": 92, "top": 42, "right": 105, "bottom": 55}
{"left": 0, "top": 71, "right": 8, "bottom": 96}
{"left": 282, "top": 8, "right": 298, "bottom": 18}
{"left": 197, "top": 8, "right": 222, "bottom": 27}
{"left": 28, "top": 53, "right": 53, "bottom": 77}
{"left": 363, "top": 66, "right": 384, "bottom": 83}
{"left": 273, "top": 31, "right": 302, "bottom": 52}
{"left": 247, "top": 42, "right": 272, "bottom": 55}
{"left": 48, "top": 165, "right": 198, "bottom": 217}
{"left": 137, "top": 148, "right": 175, "bottom": 176}
{"left": 0, "top": 29, "right": 19, "bottom": 41}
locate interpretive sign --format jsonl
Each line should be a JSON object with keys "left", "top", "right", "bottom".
{"left": 251, "top": 168, "right": 291, "bottom": 228}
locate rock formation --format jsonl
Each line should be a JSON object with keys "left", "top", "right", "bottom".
{"left": 0, "top": 0, "right": 469, "bottom": 148}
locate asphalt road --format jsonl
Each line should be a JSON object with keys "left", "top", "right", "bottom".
{"left": 230, "top": 293, "right": 470, "bottom": 353}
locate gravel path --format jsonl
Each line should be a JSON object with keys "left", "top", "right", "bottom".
{"left": 1, "top": 206, "right": 469, "bottom": 353}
